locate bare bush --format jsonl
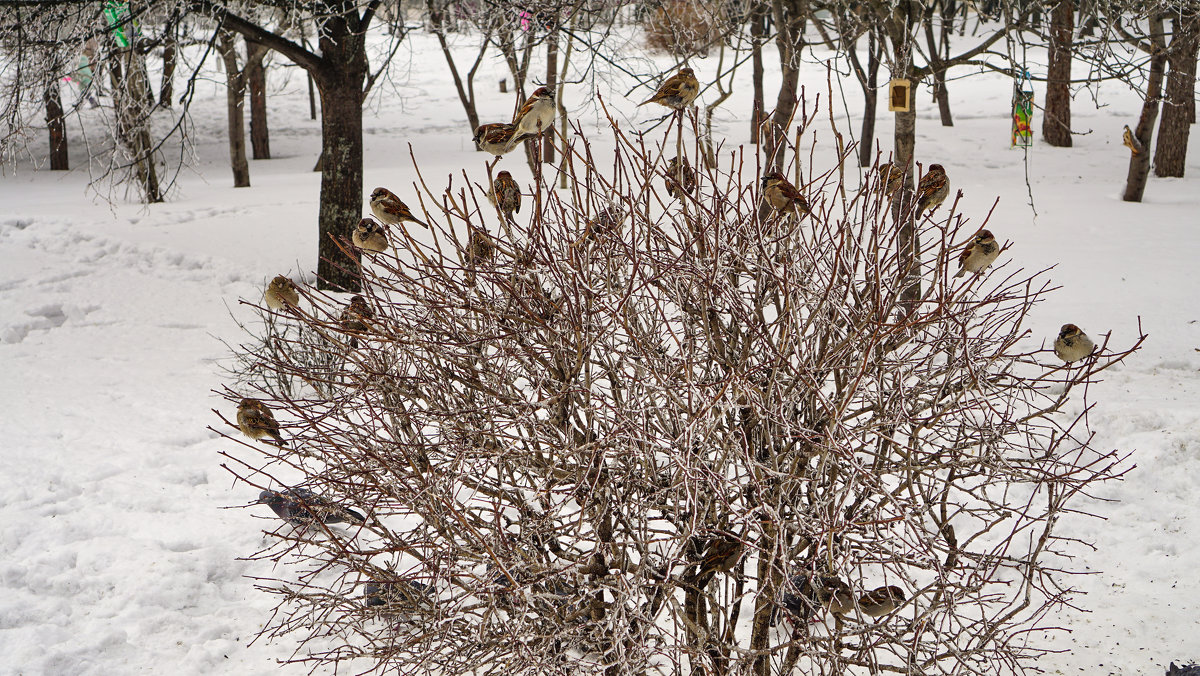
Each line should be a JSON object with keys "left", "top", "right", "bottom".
{"left": 217, "top": 108, "right": 1141, "bottom": 675}
{"left": 643, "top": 1, "right": 723, "bottom": 57}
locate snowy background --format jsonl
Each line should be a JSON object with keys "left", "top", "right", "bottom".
{"left": 1, "top": 22, "right": 1198, "bottom": 675}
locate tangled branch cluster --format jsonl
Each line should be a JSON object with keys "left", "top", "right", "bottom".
{"left": 218, "top": 109, "right": 1140, "bottom": 675}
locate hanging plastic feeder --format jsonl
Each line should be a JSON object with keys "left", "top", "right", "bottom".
{"left": 1012, "top": 71, "right": 1034, "bottom": 147}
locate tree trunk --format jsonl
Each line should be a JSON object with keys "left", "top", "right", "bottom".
{"left": 1153, "top": 12, "right": 1199, "bottom": 177}
{"left": 932, "top": 69, "right": 953, "bottom": 126}
{"left": 750, "top": 1, "right": 766, "bottom": 144}
{"left": 1043, "top": 0, "right": 1074, "bottom": 146}
{"left": 545, "top": 25, "right": 557, "bottom": 164}
{"left": 218, "top": 31, "right": 250, "bottom": 188}
{"left": 109, "top": 44, "right": 162, "bottom": 203}
{"left": 847, "top": 27, "right": 880, "bottom": 167}
{"left": 767, "top": 0, "right": 806, "bottom": 172}
{"left": 160, "top": 41, "right": 176, "bottom": 107}
{"left": 886, "top": 2, "right": 919, "bottom": 310}
{"left": 428, "top": 1, "right": 485, "bottom": 133}
{"left": 45, "top": 73, "right": 68, "bottom": 171}
{"left": 314, "top": 67, "right": 366, "bottom": 292}
{"left": 246, "top": 39, "right": 271, "bottom": 160}
{"left": 1123, "top": 15, "right": 1167, "bottom": 202}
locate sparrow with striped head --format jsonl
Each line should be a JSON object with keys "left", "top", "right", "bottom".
{"left": 915, "top": 164, "right": 950, "bottom": 217}
{"left": 1122, "top": 125, "right": 1141, "bottom": 155}
{"left": 1054, "top": 324, "right": 1095, "bottom": 363}
{"left": 237, "top": 398, "right": 286, "bottom": 447}
{"left": 857, "top": 585, "right": 906, "bottom": 618}
{"left": 264, "top": 275, "right": 299, "bottom": 311}
{"left": 762, "top": 171, "right": 811, "bottom": 217}
{"left": 510, "top": 86, "right": 556, "bottom": 142}
{"left": 490, "top": 170, "right": 521, "bottom": 221}
{"left": 954, "top": 229, "right": 1000, "bottom": 278}
{"left": 352, "top": 217, "right": 389, "bottom": 253}
{"left": 370, "top": 187, "right": 428, "bottom": 229}
{"left": 876, "top": 162, "right": 906, "bottom": 199}
{"left": 474, "top": 123, "right": 532, "bottom": 158}
{"left": 665, "top": 156, "right": 697, "bottom": 199}
{"left": 639, "top": 67, "right": 699, "bottom": 110}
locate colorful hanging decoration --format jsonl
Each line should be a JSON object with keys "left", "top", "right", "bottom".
{"left": 103, "top": 1, "right": 133, "bottom": 48}
{"left": 1012, "top": 70, "right": 1034, "bottom": 147}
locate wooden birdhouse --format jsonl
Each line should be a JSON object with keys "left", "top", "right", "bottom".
{"left": 887, "top": 79, "right": 911, "bottom": 112}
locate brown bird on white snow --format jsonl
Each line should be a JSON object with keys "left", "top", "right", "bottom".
{"left": 915, "top": 164, "right": 950, "bottom": 217}
{"left": 264, "top": 275, "right": 299, "bottom": 311}
{"left": 237, "top": 398, "right": 286, "bottom": 447}
{"left": 954, "top": 229, "right": 1000, "bottom": 278}
{"left": 490, "top": 170, "right": 521, "bottom": 221}
{"left": 352, "top": 217, "right": 389, "bottom": 253}
{"left": 761, "top": 170, "right": 811, "bottom": 217}
{"left": 639, "top": 67, "right": 699, "bottom": 110}
{"left": 370, "top": 187, "right": 428, "bottom": 229}
{"left": 1054, "top": 324, "right": 1095, "bottom": 364}
{"left": 473, "top": 123, "right": 533, "bottom": 158}
{"left": 508, "top": 86, "right": 556, "bottom": 150}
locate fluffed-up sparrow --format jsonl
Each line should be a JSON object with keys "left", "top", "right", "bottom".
{"left": 237, "top": 398, "right": 286, "bottom": 447}
{"left": 954, "top": 229, "right": 1000, "bottom": 278}
{"left": 352, "top": 217, "right": 389, "bottom": 253}
{"left": 490, "top": 170, "right": 521, "bottom": 221}
{"left": 665, "top": 155, "right": 697, "bottom": 199}
{"left": 639, "top": 67, "right": 699, "bottom": 110}
{"left": 340, "top": 295, "right": 374, "bottom": 349}
{"left": 264, "top": 275, "right": 299, "bottom": 311}
{"left": 1054, "top": 324, "right": 1095, "bottom": 363}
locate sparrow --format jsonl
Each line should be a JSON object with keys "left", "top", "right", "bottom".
{"left": 1054, "top": 324, "right": 1095, "bottom": 363}
{"left": 473, "top": 122, "right": 533, "bottom": 157}
{"left": 876, "top": 162, "right": 906, "bottom": 198}
{"left": 781, "top": 573, "right": 854, "bottom": 620}
{"left": 340, "top": 295, "right": 374, "bottom": 349}
{"left": 857, "top": 585, "right": 906, "bottom": 618}
{"left": 639, "top": 67, "right": 700, "bottom": 110}
{"left": 510, "top": 86, "right": 556, "bottom": 142}
{"left": 236, "top": 398, "right": 286, "bottom": 447}
{"left": 264, "top": 275, "right": 299, "bottom": 311}
{"left": 1122, "top": 125, "right": 1140, "bottom": 154}
{"left": 363, "top": 579, "right": 435, "bottom": 613}
{"left": 761, "top": 170, "right": 811, "bottom": 217}
{"left": 687, "top": 531, "right": 744, "bottom": 579}
{"left": 467, "top": 225, "right": 495, "bottom": 266}
{"left": 954, "top": 229, "right": 1000, "bottom": 278}
{"left": 585, "top": 205, "right": 626, "bottom": 242}
{"left": 490, "top": 170, "right": 521, "bottom": 221}
{"left": 370, "top": 187, "right": 428, "bottom": 229}
{"left": 915, "top": 164, "right": 950, "bottom": 217}
{"left": 257, "top": 487, "right": 366, "bottom": 526}
{"left": 351, "top": 217, "right": 389, "bottom": 253}
{"left": 664, "top": 155, "right": 697, "bottom": 199}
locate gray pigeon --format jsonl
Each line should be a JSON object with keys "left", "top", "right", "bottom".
{"left": 256, "top": 488, "right": 365, "bottom": 527}
{"left": 1167, "top": 664, "right": 1200, "bottom": 676}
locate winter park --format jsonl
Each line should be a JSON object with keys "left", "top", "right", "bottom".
{"left": 1, "top": 1, "right": 1199, "bottom": 674}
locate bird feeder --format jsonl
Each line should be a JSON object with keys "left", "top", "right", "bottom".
{"left": 1012, "top": 71, "right": 1034, "bottom": 147}
{"left": 103, "top": 0, "right": 133, "bottom": 48}
{"left": 887, "top": 79, "right": 911, "bottom": 112}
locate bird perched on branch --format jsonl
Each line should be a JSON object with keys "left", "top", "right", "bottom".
{"left": 781, "top": 573, "right": 854, "bottom": 621}
{"left": 1054, "top": 324, "right": 1095, "bottom": 363}
{"left": 467, "top": 226, "right": 495, "bottom": 268}
{"left": 370, "top": 187, "right": 428, "bottom": 229}
{"left": 876, "top": 162, "right": 906, "bottom": 199}
{"left": 857, "top": 585, "right": 907, "bottom": 618}
{"left": 1122, "top": 125, "right": 1142, "bottom": 155}
{"left": 340, "top": 295, "right": 374, "bottom": 349}
{"left": 257, "top": 487, "right": 366, "bottom": 527}
{"left": 490, "top": 170, "right": 521, "bottom": 221}
{"left": 639, "top": 67, "right": 699, "bottom": 110}
{"left": 507, "top": 86, "right": 556, "bottom": 151}
{"left": 583, "top": 205, "right": 626, "bottom": 244}
{"left": 664, "top": 156, "right": 697, "bottom": 199}
{"left": 236, "top": 398, "right": 286, "bottom": 447}
{"left": 685, "top": 531, "right": 744, "bottom": 581}
{"left": 264, "top": 275, "right": 299, "bottom": 311}
{"left": 352, "top": 217, "right": 389, "bottom": 253}
{"left": 473, "top": 123, "right": 533, "bottom": 158}
{"left": 363, "top": 579, "right": 435, "bottom": 615}
{"left": 915, "top": 164, "right": 950, "bottom": 217}
{"left": 762, "top": 170, "right": 811, "bottom": 217}
{"left": 954, "top": 229, "right": 1000, "bottom": 278}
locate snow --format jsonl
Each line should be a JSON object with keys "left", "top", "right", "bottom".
{"left": 2, "top": 25, "right": 1199, "bottom": 676}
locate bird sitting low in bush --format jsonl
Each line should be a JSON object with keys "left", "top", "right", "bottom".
{"left": 257, "top": 487, "right": 366, "bottom": 527}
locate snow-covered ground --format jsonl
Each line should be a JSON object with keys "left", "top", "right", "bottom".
{"left": 1, "top": 24, "right": 1198, "bottom": 675}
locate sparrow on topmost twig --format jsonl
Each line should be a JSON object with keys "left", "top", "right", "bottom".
{"left": 264, "top": 275, "right": 299, "bottom": 311}
{"left": 639, "top": 67, "right": 699, "bottom": 110}
{"left": 1054, "top": 324, "right": 1095, "bottom": 364}
{"left": 954, "top": 229, "right": 1000, "bottom": 278}
{"left": 915, "top": 164, "right": 950, "bottom": 217}
{"left": 508, "top": 86, "right": 556, "bottom": 149}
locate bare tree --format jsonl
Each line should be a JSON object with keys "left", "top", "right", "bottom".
{"left": 1043, "top": 0, "right": 1074, "bottom": 146}
{"left": 1153, "top": 4, "right": 1199, "bottom": 177}
{"left": 218, "top": 107, "right": 1141, "bottom": 676}
{"left": 216, "top": 30, "right": 250, "bottom": 187}
{"left": 1123, "top": 12, "right": 1168, "bottom": 201}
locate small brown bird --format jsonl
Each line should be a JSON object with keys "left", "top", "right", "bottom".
{"left": 762, "top": 170, "right": 811, "bottom": 217}
{"left": 915, "top": 164, "right": 950, "bottom": 217}
{"left": 1054, "top": 324, "right": 1095, "bottom": 363}
{"left": 689, "top": 531, "right": 744, "bottom": 578}
{"left": 264, "top": 275, "right": 299, "bottom": 311}
{"left": 782, "top": 573, "right": 854, "bottom": 619}
{"left": 664, "top": 156, "right": 697, "bottom": 199}
{"left": 876, "top": 162, "right": 906, "bottom": 198}
{"left": 585, "top": 205, "right": 626, "bottom": 242}
{"left": 510, "top": 86, "right": 556, "bottom": 144}
{"left": 1122, "top": 125, "right": 1141, "bottom": 155}
{"left": 370, "top": 187, "right": 428, "bottom": 229}
{"left": 363, "top": 579, "right": 435, "bottom": 615}
{"left": 857, "top": 585, "right": 906, "bottom": 618}
{"left": 351, "top": 217, "right": 389, "bottom": 253}
{"left": 954, "top": 229, "right": 1000, "bottom": 278}
{"left": 340, "top": 295, "right": 374, "bottom": 349}
{"left": 467, "top": 225, "right": 495, "bottom": 267}
{"left": 473, "top": 123, "right": 533, "bottom": 157}
{"left": 237, "top": 398, "right": 286, "bottom": 447}
{"left": 639, "top": 67, "right": 700, "bottom": 110}
{"left": 490, "top": 170, "right": 521, "bottom": 221}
